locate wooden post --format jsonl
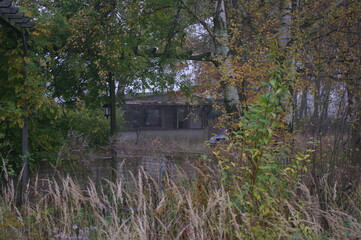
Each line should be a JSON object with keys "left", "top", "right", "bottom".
{"left": 109, "top": 72, "right": 116, "bottom": 136}
{"left": 109, "top": 72, "right": 117, "bottom": 182}
{"left": 0, "top": 1, "right": 35, "bottom": 207}
{"left": 21, "top": 32, "right": 29, "bottom": 204}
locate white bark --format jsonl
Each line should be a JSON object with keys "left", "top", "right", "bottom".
{"left": 278, "top": 0, "right": 296, "bottom": 129}
{"left": 279, "top": 0, "right": 292, "bottom": 50}
{"left": 213, "top": 0, "right": 241, "bottom": 115}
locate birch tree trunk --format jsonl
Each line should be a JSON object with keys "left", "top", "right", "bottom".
{"left": 278, "top": 0, "right": 292, "bottom": 51}
{"left": 213, "top": 0, "right": 242, "bottom": 116}
{"left": 278, "top": 0, "right": 296, "bottom": 131}
{"left": 299, "top": 86, "right": 308, "bottom": 118}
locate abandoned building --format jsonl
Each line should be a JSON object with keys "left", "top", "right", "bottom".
{"left": 120, "top": 93, "right": 214, "bottom": 143}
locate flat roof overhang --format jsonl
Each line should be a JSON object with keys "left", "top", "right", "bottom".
{"left": 0, "top": 0, "right": 35, "bottom": 34}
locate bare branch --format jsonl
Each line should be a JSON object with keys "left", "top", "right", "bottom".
{"left": 152, "top": 51, "right": 213, "bottom": 62}
{"left": 180, "top": 0, "right": 216, "bottom": 43}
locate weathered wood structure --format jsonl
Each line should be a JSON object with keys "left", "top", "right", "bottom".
{"left": 0, "top": 1, "right": 35, "bottom": 31}
{"left": 121, "top": 93, "right": 213, "bottom": 143}
{"left": 0, "top": 0, "right": 35, "bottom": 201}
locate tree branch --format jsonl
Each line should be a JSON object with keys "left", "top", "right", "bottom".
{"left": 180, "top": 0, "right": 216, "bottom": 43}
{"left": 152, "top": 50, "right": 213, "bottom": 62}
{"left": 134, "top": 48, "right": 213, "bottom": 62}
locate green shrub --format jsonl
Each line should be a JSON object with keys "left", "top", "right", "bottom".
{"left": 207, "top": 57, "right": 315, "bottom": 238}
{"left": 58, "top": 107, "right": 111, "bottom": 147}
{"left": 1, "top": 103, "right": 122, "bottom": 173}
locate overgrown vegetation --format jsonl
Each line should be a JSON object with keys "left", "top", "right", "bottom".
{"left": 0, "top": 106, "right": 113, "bottom": 174}
{"left": 0, "top": 164, "right": 360, "bottom": 239}
{"left": 1, "top": 0, "right": 361, "bottom": 239}
{"left": 1, "top": 60, "right": 360, "bottom": 239}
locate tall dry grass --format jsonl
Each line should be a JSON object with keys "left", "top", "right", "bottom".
{"left": 0, "top": 164, "right": 361, "bottom": 240}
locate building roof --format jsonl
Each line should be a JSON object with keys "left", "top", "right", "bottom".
{"left": 125, "top": 92, "right": 213, "bottom": 106}
{"left": 0, "top": 0, "right": 35, "bottom": 33}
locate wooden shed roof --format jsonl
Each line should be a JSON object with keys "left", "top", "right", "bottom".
{"left": 0, "top": 0, "right": 35, "bottom": 33}
{"left": 125, "top": 93, "right": 214, "bottom": 106}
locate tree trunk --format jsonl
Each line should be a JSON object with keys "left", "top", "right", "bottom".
{"left": 278, "top": 0, "right": 296, "bottom": 131}
{"left": 320, "top": 87, "right": 330, "bottom": 122}
{"left": 347, "top": 84, "right": 361, "bottom": 165}
{"left": 213, "top": 0, "right": 241, "bottom": 117}
{"left": 312, "top": 79, "right": 320, "bottom": 127}
{"left": 299, "top": 86, "right": 308, "bottom": 118}
{"left": 278, "top": 0, "right": 292, "bottom": 51}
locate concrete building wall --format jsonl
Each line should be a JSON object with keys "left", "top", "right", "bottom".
{"left": 118, "top": 128, "right": 209, "bottom": 143}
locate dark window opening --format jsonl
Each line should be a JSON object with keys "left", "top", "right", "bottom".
{"left": 177, "top": 108, "right": 188, "bottom": 129}
{"left": 123, "top": 104, "right": 206, "bottom": 130}
{"left": 176, "top": 107, "right": 204, "bottom": 129}
{"left": 144, "top": 109, "right": 161, "bottom": 127}
{"left": 189, "top": 108, "right": 203, "bottom": 129}
{"left": 163, "top": 107, "right": 177, "bottom": 129}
